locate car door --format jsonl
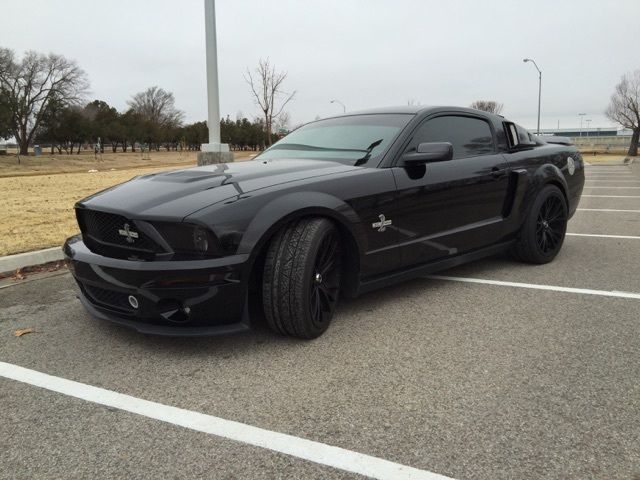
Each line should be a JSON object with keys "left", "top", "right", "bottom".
{"left": 391, "top": 113, "right": 510, "bottom": 267}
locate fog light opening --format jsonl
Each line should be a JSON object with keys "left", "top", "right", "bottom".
{"left": 128, "top": 295, "right": 139, "bottom": 309}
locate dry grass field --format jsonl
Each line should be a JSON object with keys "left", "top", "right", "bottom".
{"left": 0, "top": 151, "right": 255, "bottom": 256}
{"left": 0, "top": 150, "right": 255, "bottom": 177}
{"left": 580, "top": 153, "right": 630, "bottom": 163}
{"left": 1, "top": 167, "right": 165, "bottom": 255}
{"left": 0, "top": 150, "right": 633, "bottom": 257}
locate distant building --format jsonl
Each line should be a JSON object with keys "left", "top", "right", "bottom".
{"left": 537, "top": 127, "right": 631, "bottom": 138}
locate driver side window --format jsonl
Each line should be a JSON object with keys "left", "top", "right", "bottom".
{"left": 407, "top": 115, "right": 495, "bottom": 159}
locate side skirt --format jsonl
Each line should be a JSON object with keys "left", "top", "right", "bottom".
{"left": 355, "top": 241, "right": 514, "bottom": 296}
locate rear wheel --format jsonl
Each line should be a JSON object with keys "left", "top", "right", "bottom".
{"left": 510, "top": 185, "right": 568, "bottom": 264}
{"left": 262, "top": 218, "right": 342, "bottom": 339}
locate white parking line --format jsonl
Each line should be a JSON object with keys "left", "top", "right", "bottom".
{"left": 426, "top": 275, "right": 640, "bottom": 300}
{"left": 585, "top": 185, "right": 640, "bottom": 188}
{"left": 577, "top": 208, "right": 640, "bottom": 213}
{"left": 585, "top": 181, "right": 640, "bottom": 184}
{"left": 0, "top": 362, "right": 452, "bottom": 480}
{"left": 582, "top": 195, "right": 640, "bottom": 198}
{"left": 566, "top": 233, "right": 640, "bottom": 240}
{"left": 583, "top": 186, "right": 640, "bottom": 189}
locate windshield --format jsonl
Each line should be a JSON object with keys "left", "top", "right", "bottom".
{"left": 256, "top": 114, "right": 413, "bottom": 165}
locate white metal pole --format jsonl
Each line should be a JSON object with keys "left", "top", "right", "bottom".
{"left": 202, "top": 0, "right": 227, "bottom": 152}
{"left": 536, "top": 70, "right": 541, "bottom": 135}
{"left": 523, "top": 58, "right": 541, "bottom": 135}
{"left": 330, "top": 99, "right": 346, "bottom": 113}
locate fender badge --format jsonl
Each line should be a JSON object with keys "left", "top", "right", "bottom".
{"left": 567, "top": 156, "right": 575, "bottom": 175}
{"left": 372, "top": 214, "right": 392, "bottom": 232}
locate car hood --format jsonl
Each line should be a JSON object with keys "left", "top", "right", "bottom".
{"left": 78, "top": 158, "right": 359, "bottom": 220}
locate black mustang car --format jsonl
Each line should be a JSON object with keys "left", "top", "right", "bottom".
{"left": 64, "top": 106, "right": 584, "bottom": 338}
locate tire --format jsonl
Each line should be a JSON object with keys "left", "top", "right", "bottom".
{"left": 510, "top": 184, "right": 568, "bottom": 264}
{"left": 262, "top": 218, "right": 342, "bottom": 339}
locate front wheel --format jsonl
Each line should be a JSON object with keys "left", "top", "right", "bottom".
{"left": 510, "top": 185, "right": 568, "bottom": 264}
{"left": 262, "top": 218, "right": 342, "bottom": 339}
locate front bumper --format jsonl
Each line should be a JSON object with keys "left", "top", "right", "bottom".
{"left": 63, "top": 235, "right": 251, "bottom": 336}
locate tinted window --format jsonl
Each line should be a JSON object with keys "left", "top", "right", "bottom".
{"left": 516, "top": 124, "right": 535, "bottom": 145}
{"left": 506, "top": 123, "right": 519, "bottom": 147}
{"left": 408, "top": 115, "right": 495, "bottom": 159}
{"left": 257, "top": 114, "right": 413, "bottom": 165}
{"left": 505, "top": 122, "right": 536, "bottom": 148}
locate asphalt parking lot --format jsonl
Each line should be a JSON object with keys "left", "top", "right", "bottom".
{"left": 1, "top": 163, "right": 639, "bottom": 480}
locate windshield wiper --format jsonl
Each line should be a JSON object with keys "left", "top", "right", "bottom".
{"left": 354, "top": 139, "right": 384, "bottom": 166}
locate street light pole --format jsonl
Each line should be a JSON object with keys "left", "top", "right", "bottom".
{"left": 330, "top": 99, "right": 346, "bottom": 114}
{"left": 523, "top": 58, "right": 542, "bottom": 135}
{"left": 578, "top": 113, "right": 586, "bottom": 137}
{"left": 585, "top": 119, "right": 592, "bottom": 137}
{"left": 199, "top": 0, "right": 233, "bottom": 165}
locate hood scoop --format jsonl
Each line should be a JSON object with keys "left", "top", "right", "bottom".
{"left": 150, "top": 170, "right": 229, "bottom": 184}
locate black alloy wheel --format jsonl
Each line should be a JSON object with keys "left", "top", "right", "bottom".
{"left": 535, "top": 195, "right": 566, "bottom": 254}
{"left": 309, "top": 230, "right": 341, "bottom": 329}
{"left": 510, "top": 184, "right": 568, "bottom": 264}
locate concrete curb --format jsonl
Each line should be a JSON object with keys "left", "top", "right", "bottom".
{"left": 0, "top": 247, "right": 64, "bottom": 274}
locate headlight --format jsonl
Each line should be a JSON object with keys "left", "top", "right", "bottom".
{"left": 193, "top": 226, "right": 209, "bottom": 254}
{"left": 152, "top": 222, "right": 220, "bottom": 259}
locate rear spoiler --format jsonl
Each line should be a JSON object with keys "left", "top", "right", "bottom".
{"left": 539, "top": 135, "right": 573, "bottom": 146}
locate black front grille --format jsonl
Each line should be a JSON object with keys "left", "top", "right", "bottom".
{"left": 82, "top": 283, "right": 135, "bottom": 313}
{"left": 77, "top": 209, "right": 160, "bottom": 259}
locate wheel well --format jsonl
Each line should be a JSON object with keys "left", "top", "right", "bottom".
{"left": 247, "top": 214, "right": 361, "bottom": 310}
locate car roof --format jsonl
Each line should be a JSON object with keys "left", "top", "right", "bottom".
{"left": 332, "top": 105, "right": 505, "bottom": 121}
{"left": 346, "top": 105, "right": 428, "bottom": 115}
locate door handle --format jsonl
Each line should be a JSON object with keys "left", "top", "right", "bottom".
{"left": 491, "top": 167, "right": 506, "bottom": 178}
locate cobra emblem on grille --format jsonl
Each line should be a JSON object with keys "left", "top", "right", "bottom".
{"left": 118, "top": 223, "right": 139, "bottom": 243}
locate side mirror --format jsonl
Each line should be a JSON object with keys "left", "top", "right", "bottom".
{"left": 401, "top": 142, "right": 453, "bottom": 165}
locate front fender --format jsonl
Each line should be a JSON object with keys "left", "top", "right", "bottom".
{"left": 237, "top": 191, "right": 366, "bottom": 258}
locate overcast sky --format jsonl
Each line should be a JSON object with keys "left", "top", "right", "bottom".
{"left": 4, "top": 0, "right": 639, "bottom": 130}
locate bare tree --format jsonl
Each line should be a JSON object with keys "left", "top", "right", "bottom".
{"left": 244, "top": 58, "right": 296, "bottom": 146}
{"left": 127, "top": 86, "right": 184, "bottom": 128}
{"left": 0, "top": 89, "right": 11, "bottom": 140}
{"left": 470, "top": 100, "right": 504, "bottom": 115}
{"left": 0, "top": 48, "right": 89, "bottom": 155}
{"left": 274, "top": 111, "right": 291, "bottom": 134}
{"left": 606, "top": 70, "right": 640, "bottom": 157}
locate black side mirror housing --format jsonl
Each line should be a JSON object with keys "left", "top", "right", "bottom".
{"left": 401, "top": 142, "right": 453, "bottom": 165}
